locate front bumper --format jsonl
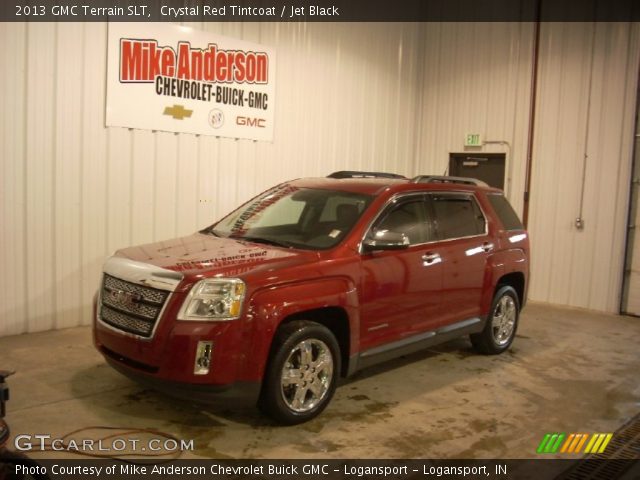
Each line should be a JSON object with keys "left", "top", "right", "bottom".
{"left": 102, "top": 350, "right": 260, "bottom": 406}
{"left": 93, "top": 297, "right": 262, "bottom": 408}
{"left": 94, "top": 313, "right": 258, "bottom": 386}
{"left": 93, "top": 256, "right": 263, "bottom": 404}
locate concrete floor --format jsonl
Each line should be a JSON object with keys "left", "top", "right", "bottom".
{"left": 1, "top": 302, "right": 639, "bottom": 460}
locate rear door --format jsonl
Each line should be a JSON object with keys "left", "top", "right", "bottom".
{"left": 427, "top": 192, "right": 491, "bottom": 327}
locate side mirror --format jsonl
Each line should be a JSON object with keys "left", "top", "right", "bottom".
{"left": 362, "top": 230, "right": 410, "bottom": 252}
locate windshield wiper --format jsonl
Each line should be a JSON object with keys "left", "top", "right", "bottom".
{"left": 233, "top": 235, "right": 293, "bottom": 249}
{"left": 201, "top": 228, "right": 220, "bottom": 237}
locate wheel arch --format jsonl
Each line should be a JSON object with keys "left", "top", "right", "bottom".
{"left": 496, "top": 271, "right": 526, "bottom": 308}
{"left": 244, "top": 277, "right": 359, "bottom": 383}
{"left": 279, "top": 307, "right": 351, "bottom": 378}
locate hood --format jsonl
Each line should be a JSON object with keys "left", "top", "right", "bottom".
{"left": 114, "top": 233, "right": 318, "bottom": 279}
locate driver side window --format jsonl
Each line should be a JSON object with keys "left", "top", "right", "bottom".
{"left": 374, "top": 198, "right": 430, "bottom": 245}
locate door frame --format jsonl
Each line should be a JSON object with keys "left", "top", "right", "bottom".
{"left": 449, "top": 152, "right": 507, "bottom": 191}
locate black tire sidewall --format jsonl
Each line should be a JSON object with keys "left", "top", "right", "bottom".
{"left": 486, "top": 285, "right": 520, "bottom": 353}
{"left": 261, "top": 321, "right": 341, "bottom": 425}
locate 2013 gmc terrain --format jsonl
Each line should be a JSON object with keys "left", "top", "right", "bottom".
{"left": 93, "top": 171, "right": 529, "bottom": 424}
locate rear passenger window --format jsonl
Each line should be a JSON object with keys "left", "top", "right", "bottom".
{"left": 487, "top": 194, "right": 524, "bottom": 230}
{"left": 431, "top": 194, "right": 485, "bottom": 240}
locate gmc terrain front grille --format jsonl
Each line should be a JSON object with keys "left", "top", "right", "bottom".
{"left": 100, "top": 274, "right": 169, "bottom": 337}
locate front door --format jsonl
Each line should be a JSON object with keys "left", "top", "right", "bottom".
{"left": 359, "top": 195, "right": 444, "bottom": 351}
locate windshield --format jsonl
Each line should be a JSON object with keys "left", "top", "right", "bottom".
{"left": 207, "top": 185, "right": 372, "bottom": 250}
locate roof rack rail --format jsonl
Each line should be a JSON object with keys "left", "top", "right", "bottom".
{"left": 328, "top": 171, "right": 406, "bottom": 179}
{"left": 411, "top": 175, "right": 488, "bottom": 187}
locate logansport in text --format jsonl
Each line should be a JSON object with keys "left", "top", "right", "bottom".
{"left": 16, "top": 463, "right": 509, "bottom": 477}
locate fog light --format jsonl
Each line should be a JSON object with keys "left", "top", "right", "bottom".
{"left": 194, "top": 341, "right": 213, "bottom": 375}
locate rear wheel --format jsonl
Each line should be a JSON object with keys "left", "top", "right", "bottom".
{"left": 470, "top": 285, "right": 520, "bottom": 355}
{"left": 259, "top": 321, "right": 341, "bottom": 424}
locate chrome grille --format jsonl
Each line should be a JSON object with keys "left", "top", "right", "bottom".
{"left": 103, "top": 274, "right": 167, "bottom": 304}
{"left": 102, "top": 293, "right": 158, "bottom": 319}
{"left": 100, "top": 306, "right": 155, "bottom": 336}
{"left": 100, "top": 274, "right": 170, "bottom": 338}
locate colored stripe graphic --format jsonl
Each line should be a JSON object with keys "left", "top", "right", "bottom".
{"left": 561, "top": 433, "right": 588, "bottom": 453}
{"left": 537, "top": 433, "right": 552, "bottom": 453}
{"left": 574, "top": 434, "right": 589, "bottom": 453}
{"left": 538, "top": 433, "right": 613, "bottom": 454}
{"left": 550, "top": 433, "right": 565, "bottom": 453}
{"left": 560, "top": 434, "right": 575, "bottom": 453}
{"left": 537, "top": 433, "right": 565, "bottom": 453}
{"left": 585, "top": 433, "right": 613, "bottom": 454}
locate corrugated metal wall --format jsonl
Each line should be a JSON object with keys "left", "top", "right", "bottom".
{"left": 1, "top": 21, "right": 639, "bottom": 336}
{"left": 416, "top": 22, "right": 535, "bottom": 216}
{"left": 528, "top": 22, "right": 640, "bottom": 311}
{"left": 0, "top": 22, "right": 423, "bottom": 336}
{"left": 417, "top": 22, "right": 640, "bottom": 313}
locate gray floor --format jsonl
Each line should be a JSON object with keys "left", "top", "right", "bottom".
{"left": 1, "top": 302, "right": 639, "bottom": 459}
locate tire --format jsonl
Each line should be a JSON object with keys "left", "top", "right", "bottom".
{"left": 259, "top": 321, "right": 341, "bottom": 425}
{"left": 470, "top": 285, "right": 520, "bottom": 355}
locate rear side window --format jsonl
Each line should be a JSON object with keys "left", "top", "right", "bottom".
{"left": 487, "top": 194, "right": 524, "bottom": 230}
{"left": 431, "top": 194, "right": 486, "bottom": 240}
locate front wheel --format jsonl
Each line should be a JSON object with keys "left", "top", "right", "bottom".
{"left": 259, "top": 321, "right": 341, "bottom": 425}
{"left": 470, "top": 285, "right": 520, "bottom": 355}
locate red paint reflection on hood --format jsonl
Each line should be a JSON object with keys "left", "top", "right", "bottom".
{"left": 114, "top": 233, "right": 306, "bottom": 275}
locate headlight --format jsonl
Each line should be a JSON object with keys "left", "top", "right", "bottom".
{"left": 178, "top": 279, "right": 246, "bottom": 321}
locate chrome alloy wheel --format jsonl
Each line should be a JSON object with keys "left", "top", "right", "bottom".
{"left": 280, "top": 339, "right": 334, "bottom": 413}
{"left": 491, "top": 295, "right": 517, "bottom": 346}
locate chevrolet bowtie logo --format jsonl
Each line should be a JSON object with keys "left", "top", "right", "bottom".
{"left": 163, "top": 104, "right": 193, "bottom": 120}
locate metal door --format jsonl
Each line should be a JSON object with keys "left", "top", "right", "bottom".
{"left": 621, "top": 89, "right": 640, "bottom": 315}
{"left": 449, "top": 153, "right": 506, "bottom": 189}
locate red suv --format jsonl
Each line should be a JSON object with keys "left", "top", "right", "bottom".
{"left": 93, "top": 172, "right": 529, "bottom": 424}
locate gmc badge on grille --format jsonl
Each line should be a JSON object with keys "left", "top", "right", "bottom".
{"left": 110, "top": 289, "right": 143, "bottom": 308}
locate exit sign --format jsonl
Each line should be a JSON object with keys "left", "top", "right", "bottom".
{"left": 465, "top": 133, "right": 483, "bottom": 147}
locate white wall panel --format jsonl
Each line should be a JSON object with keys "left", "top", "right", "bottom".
{"left": 54, "top": 23, "right": 84, "bottom": 330}
{"left": 0, "top": 23, "right": 27, "bottom": 337}
{"left": 24, "top": 22, "right": 56, "bottom": 334}
{"left": 80, "top": 22, "right": 109, "bottom": 324}
{"left": 416, "top": 22, "right": 535, "bottom": 214}
{"left": 1, "top": 20, "right": 638, "bottom": 337}
{"left": 527, "top": 22, "right": 640, "bottom": 312}
{"left": 417, "top": 22, "right": 640, "bottom": 313}
{"left": 130, "top": 130, "right": 156, "bottom": 245}
{"left": 0, "top": 22, "right": 423, "bottom": 335}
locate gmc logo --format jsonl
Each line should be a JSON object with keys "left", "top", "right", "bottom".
{"left": 236, "top": 116, "right": 266, "bottom": 128}
{"left": 109, "top": 289, "right": 143, "bottom": 308}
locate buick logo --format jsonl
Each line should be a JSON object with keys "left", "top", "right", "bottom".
{"left": 208, "top": 109, "right": 224, "bottom": 129}
{"left": 109, "top": 290, "right": 142, "bottom": 308}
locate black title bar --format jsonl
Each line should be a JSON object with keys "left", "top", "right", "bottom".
{"left": 1, "top": 458, "right": 640, "bottom": 480}
{"left": 1, "top": 0, "right": 640, "bottom": 22}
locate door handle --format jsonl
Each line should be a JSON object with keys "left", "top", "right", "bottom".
{"left": 422, "top": 252, "right": 441, "bottom": 265}
{"left": 481, "top": 242, "right": 494, "bottom": 253}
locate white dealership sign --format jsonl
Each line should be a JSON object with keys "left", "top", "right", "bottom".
{"left": 106, "top": 23, "right": 276, "bottom": 141}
